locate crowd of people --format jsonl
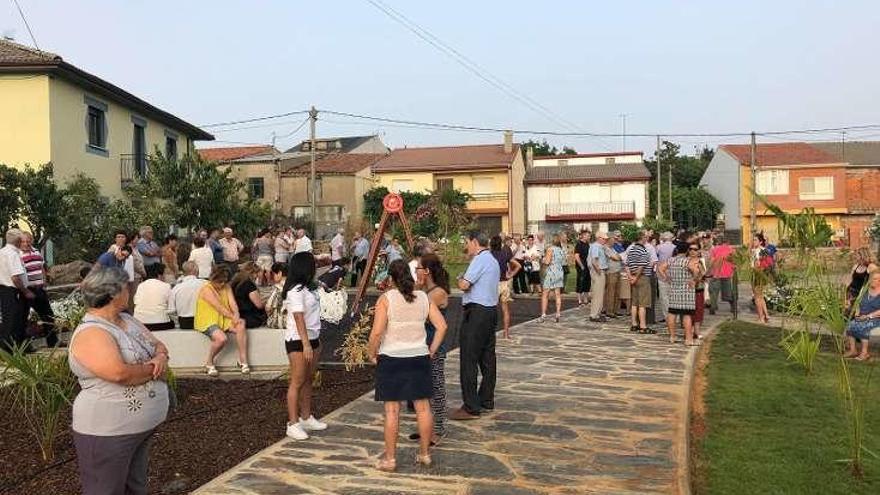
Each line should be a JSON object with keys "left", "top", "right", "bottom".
{"left": 6, "top": 219, "right": 880, "bottom": 491}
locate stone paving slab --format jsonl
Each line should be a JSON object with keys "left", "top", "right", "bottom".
{"left": 195, "top": 308, "right": 725, "bottom": 495}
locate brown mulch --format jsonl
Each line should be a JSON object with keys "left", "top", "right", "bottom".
{"left": 0, "top": 368, "right": 374, "bottom": 495}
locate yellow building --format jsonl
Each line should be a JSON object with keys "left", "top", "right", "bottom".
{"left": 372, "top": 134, "right": 526, "bottom": 234}
{"left": 0, "top": 39, "right": 213, "bottom": 196}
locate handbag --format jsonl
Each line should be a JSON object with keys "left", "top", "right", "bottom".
{"left": 318, "top": 287, "right": 348, "bottom": 324}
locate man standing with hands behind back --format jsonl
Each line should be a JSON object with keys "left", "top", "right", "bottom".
{"left": 589, "top": 232, "right": 609, "bottom": 322}
{"left": 450, "top": 231, "right": 500, "bottom": 421}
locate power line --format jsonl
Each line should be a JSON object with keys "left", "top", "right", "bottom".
{"left": 321, "top": 109, "right": 880, "bottom": 138}
{"left": 275, "top": 117, "right": 310, "bottom": 139}
{"left": 210, "top": 117, "right": 310, "bottom": 133}
{"left": 364, "top": 0, "right": 584, "bottom": 134}
{"left": 200, "top": 110, "right": 309, "bottom": 128}
{"left": 11, "top": 0, "right": 40, "bottom": 52}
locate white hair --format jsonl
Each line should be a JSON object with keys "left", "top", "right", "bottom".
{"left": 5, "top": 228, "right": 23, "bottom": 245}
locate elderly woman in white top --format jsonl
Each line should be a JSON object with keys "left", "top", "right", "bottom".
{"left": 69, "top": 266, "right": 169, "bottom": 495}
{"left": 368, "top": 259, "right": 447, "bottom": 472}
{"left": 133, "top": 263, "right": 174, "bottom": 330}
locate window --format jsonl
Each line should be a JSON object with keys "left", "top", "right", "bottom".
{"left": 165, "top": 136, "right": 178, "bottom": 159}
{"left": 557, "top": 159, "right": 569, "bottom": 166}
{"left": 436, "top": 178, "right": 453, "bottom": 192}
{"left": 605, "top": 157, "right": 616, "bottom": 165}
{"left": 316, "top": 141, "right": 328, "bottom": 150}
{"left": 132, "top": 121, "right": 146, "bottom": 177}
{"left": 391, "top": 179, "right": 414, "bottom": 193}
{"left": 248, "top": 177, "right": 265, "bottom": 199}
{"left": 307, "top": 177, "right": 323, "bottom": 201}
{"left": 472, "top": 177, "right": 494, "bottom": 195}
{"left": 755, "top": 169, "right": 789, "bottom": 195}
{"left": 799, "top": 176, "right": 834, "bottom": 200}
{"left": 87, "top": 106, "right": 106, "bottom": 149}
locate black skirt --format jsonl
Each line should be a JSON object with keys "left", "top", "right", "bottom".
{"left": 375, "top": 354, "right": 432, "bottom": 402}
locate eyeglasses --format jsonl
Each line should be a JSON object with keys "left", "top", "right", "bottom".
{"left": 688, "top": 247, "right": 699, "bottom": 251}
{"left": 416, "top": 266, "right": 426, "bottom": 271}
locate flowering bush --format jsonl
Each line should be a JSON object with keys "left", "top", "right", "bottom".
{"left": 47, "top": 291, "right": 86, "bottom": 332}
{"left": 868, "top": 214, "right": 880, "bottom": 243}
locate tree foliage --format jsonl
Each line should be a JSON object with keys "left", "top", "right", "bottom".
{"left": 671, "top": 186, "right": 724, "bottom": 232}
{"left": 522, "top": 139, "right": 577, "bottom": 157}
{"left": 644, "top": 140, "right": 720, "bottom": 230}
{"left": 363, "top": 186, "right": 473, "bottom": 240}
{"left": 0, "top": 164, "right": 66, "bottom": 248}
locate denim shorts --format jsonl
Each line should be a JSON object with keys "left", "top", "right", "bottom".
{"left": 847, "top": 318, "right": 879, "bottom": 340}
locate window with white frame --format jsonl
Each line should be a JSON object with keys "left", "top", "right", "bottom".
{"left": 391, "top": 179, "right": 414, "bottom": 193}
{"left": 799, "top": 176, "right": 834, "bottom": 200}
{"left": 755, "top": 169, "right": 789, "bottom": 195}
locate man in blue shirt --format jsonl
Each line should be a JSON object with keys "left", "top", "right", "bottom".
{"left": 97, "top": 245, "right": 131, "bottom": 268}
{"left": 136, "top": 226, "right": 161, "bottom": 267}
{"left": 589, "top": 232, "right": 610, "bottom": 322}
{"left": 450, "top": 231, "right": 500, "bottom": 420}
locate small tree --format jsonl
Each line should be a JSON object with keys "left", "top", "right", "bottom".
{"left": 0, "top": 164, "right": 22, "bottom": 238}
{"left": 17, "top": 164, "right": 68, "bottom": 249}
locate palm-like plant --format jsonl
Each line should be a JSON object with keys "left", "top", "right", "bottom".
{"left": 0, "top": 343, "right": 77, "bottom": 462}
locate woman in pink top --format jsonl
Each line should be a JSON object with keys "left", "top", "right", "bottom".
{"left": 368, "top": 259, "right": 447, "bottom": 472}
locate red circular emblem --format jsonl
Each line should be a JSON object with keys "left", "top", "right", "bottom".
{"left": 383, "top": 193, "right": 404, "bottom": 213}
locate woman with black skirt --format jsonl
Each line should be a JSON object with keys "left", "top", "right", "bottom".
{"left": 368, "top": 259, "right": 447, "bottom": 472}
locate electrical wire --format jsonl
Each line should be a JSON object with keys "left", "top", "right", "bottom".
{"left": 200, "top": 110, "right": 309, "bottom": 129}
{"left": 11, "top": 0, "right": 40, "bottom": 52}
{"left": 275, "top": 116, "right": 310, "bottom": 139}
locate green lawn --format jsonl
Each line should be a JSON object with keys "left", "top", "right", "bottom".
{"left": 693, "top": 322, "right": 880, "bottom": 494}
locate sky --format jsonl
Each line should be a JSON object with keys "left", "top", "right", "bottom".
{"left": 3, "top": 0, "right": 880, "bottom": 155}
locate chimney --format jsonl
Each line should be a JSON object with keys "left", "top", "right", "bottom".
{"left": 526, "top": 146, "right": 534, "bottom": 168}
{"left": 503, "top": 130, "right": 513, "bottom": 153}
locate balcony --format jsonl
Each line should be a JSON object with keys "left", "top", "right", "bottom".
{"left": 121, "top": 154, "right": 149, "bottom": 187}
{"left": 466, "top": 192, "right": 509, "bottom": 214}
{"left": 545, "top": 201, "right": 636, "bottom": 222}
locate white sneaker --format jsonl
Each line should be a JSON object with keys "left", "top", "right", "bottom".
{"left": 299, "top": 415, "right": 328, "bottom": 431}
{"left": 286, "top": 422, "right": 309, "bottom": 440}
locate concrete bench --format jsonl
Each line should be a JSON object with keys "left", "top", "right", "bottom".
{"left": 152, "top": 327, "right": 289, "bottom": 374}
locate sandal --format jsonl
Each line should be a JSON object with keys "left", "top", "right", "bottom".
{"left": 238, "top": 362, "right": 251, "bottom": 374}
{"left": 375, "top": 456, "right": 396, "bottom": 472}
{"left": 855, "top": 354, "right": 872, "bottom": 362}
{"left": 555, "top": 314, "right": 560, "bottom": 323}
{"left": 630, "top": 325, "right": 639, "bottom": 333}
{"left": 644, "top": 328, "right": 657, "bottom": 334}
{"left": 415, "top": 453, "right": 432, "bottom": 467}
{"left": 205, "top": 365, "right": 219, "bottom": 377}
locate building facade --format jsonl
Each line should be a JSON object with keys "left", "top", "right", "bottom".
{"left": 371, "top": 133, "right": 525, "bottom": 235}
{"left": 0, "top": 39, "right": 213, "bottom": 196}
{"left": 524, "top": 151, "right": 650, "bottom": 234}
{"left": 701, "top": 141, "right": 880, "bottom": 248}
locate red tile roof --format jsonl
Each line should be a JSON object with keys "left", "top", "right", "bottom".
{"left": 283, "top": 153, "right": 386, "bottom": 175}
{"left": 373, "top": 144, "right": 520, "bottom": 172}
{"left": 198, "top": 146, "right": 276, "bottom": 162}
{"left": 719, "top": 143, "right": 839, "bottom": 167}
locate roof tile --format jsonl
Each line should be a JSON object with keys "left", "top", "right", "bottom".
{"left": 373, "top": 144, "right": 519, "bottom": 172}
{"left": 0, "top": 38, "right": 59, "bottom": 65}
{"left": 719, "top": 143, "right": 838, "bottom": 167}
{"left": 525, "top": 163, "right": 651, "bottom": 184}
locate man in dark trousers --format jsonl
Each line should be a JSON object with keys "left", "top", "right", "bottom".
{"left": 450, "top": 231, "right": 500, "bottom": 420}
{"left": 0, "top": 229, "right": 32, "bottom": 352}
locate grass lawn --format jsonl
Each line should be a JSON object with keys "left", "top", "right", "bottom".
{"left": 693, "top": 321, "right": 880, "bottom": 494}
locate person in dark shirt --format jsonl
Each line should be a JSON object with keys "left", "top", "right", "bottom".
{"left": 231, "top": 262, "right": 268, "bottom": 328}
{"left": 573, "top": 230, "right": 592, "bottom": 306}
{"left": 490, "top": 235, "right": 521, "bottom": 339}
{"left": 97, "top": 245, "right": 131, "bottom": 268}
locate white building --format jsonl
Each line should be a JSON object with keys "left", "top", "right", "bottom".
{"left": 524, "top": 151, "right": 651, "bottom": 234}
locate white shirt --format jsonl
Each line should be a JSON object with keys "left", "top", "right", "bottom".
{"left": 294, "top": 235, "right": 313, "bottom": 254}
{"left": 0, "top": 244, "right": 25, "bottom": 288}
{"left": 188, "top": 246, "right": 214, "bottom": 279}
{"left": 409, "top": 258, "right": 419, "bottom": 281}
{"left": 330, "top": 234, "right": 344, "bottom": 261}
{"left": 133, "top": 278, "right": 172, "bottom": 324}
{"left": 285, "top": 284, "right": 321, "bottom": 341}
{"left": 169, "top": 275, "right": 206, "bottom": 318}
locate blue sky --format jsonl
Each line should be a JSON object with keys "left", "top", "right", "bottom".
{"left": 3, "top": 1, "right": 879, "bottom": 154}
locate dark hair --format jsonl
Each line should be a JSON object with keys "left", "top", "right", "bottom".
{"left": 421, "top": 254, "right": 450, "bottom": 293}
{"left": 755, "top": 232, "right": 767, "bottom": 246}
{"left": 145, "top": 263, "right": 165, "bottom": 279}
{"left": 467, "top": 230, "right": 490, "bottom": 248}
{"left": 193, "top": 237, "right": 206, "bottom": 248}
{"left": 270, "top": 262, "right": 286, "bottom": 275}
{"left": 527, "top": 234, "right": 535, "bottom": 240}
{"left": 388, "top": 259, "right": 416, "bottom": 302}
{"left": 673, "top": 241, "right": 689, "bottom": 256}
{"left": 337, "top": 256, "right": 351, "bottom": 265}
{"left": 412, "top": 243, "right": 424, "bottom": 258}
{"left": 283, "top": 252, "right": 316, "bottom": 298}
{"left": 230, "top": 261, "right": 259, "bottom": 290}
{"left": 119, "top": 245, "right": 132, "bottom": 254}
{"left": 164, "top": 233, "right": 178, "bottom": 244}
{"left": 113, "top": 229, "right": 128, "bottom": 239}
{"left": 257, "top": 228, "right": 270, "bottom": 238}
{"left": 489, "top": 235, "right": 502, "bottom": 252}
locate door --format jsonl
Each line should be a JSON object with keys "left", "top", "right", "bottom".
{"left": 476, "top": 216, "right": 503, "bottom": 236}
{"left": 133, "top": 124, "right": 146, "bottom": 177}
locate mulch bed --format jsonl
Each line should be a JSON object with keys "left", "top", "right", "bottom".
{"left": 0, "top": 367, "right": 374, "bottom": 495}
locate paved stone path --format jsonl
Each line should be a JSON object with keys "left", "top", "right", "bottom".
{"left": 196, "top": 308, "right": 727, "bottom": 495}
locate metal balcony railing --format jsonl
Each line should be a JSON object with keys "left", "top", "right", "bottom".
{"left": 120, "top": 154, "right": 149, "bottom": 186}
{"left": 545, "top": 201, "right": 635, "bottom": 217}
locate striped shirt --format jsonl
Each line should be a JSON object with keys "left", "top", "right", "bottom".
{"left": 626, "top": 243, "right": 653, "bottom": 278}
{"left": 20, "top": 248, "right": 45, "bottom": 287}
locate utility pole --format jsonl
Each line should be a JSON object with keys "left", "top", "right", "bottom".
{"left": 271, "top": 132, "right": 280, "bottom": 215}
{"left": 309, "top": 106, "right": 318, "bottom": 226}
{"left": 668, "top": 149, "right": 673, "bottom": 222}
{"left": 749, "top": 131, "right": 757, "bottom": 237}
{"left": 619, "top": 113, "right": 628, "bottom": 151}
{"left": 656, "top": 135, "right": 662, "bottom": 220}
